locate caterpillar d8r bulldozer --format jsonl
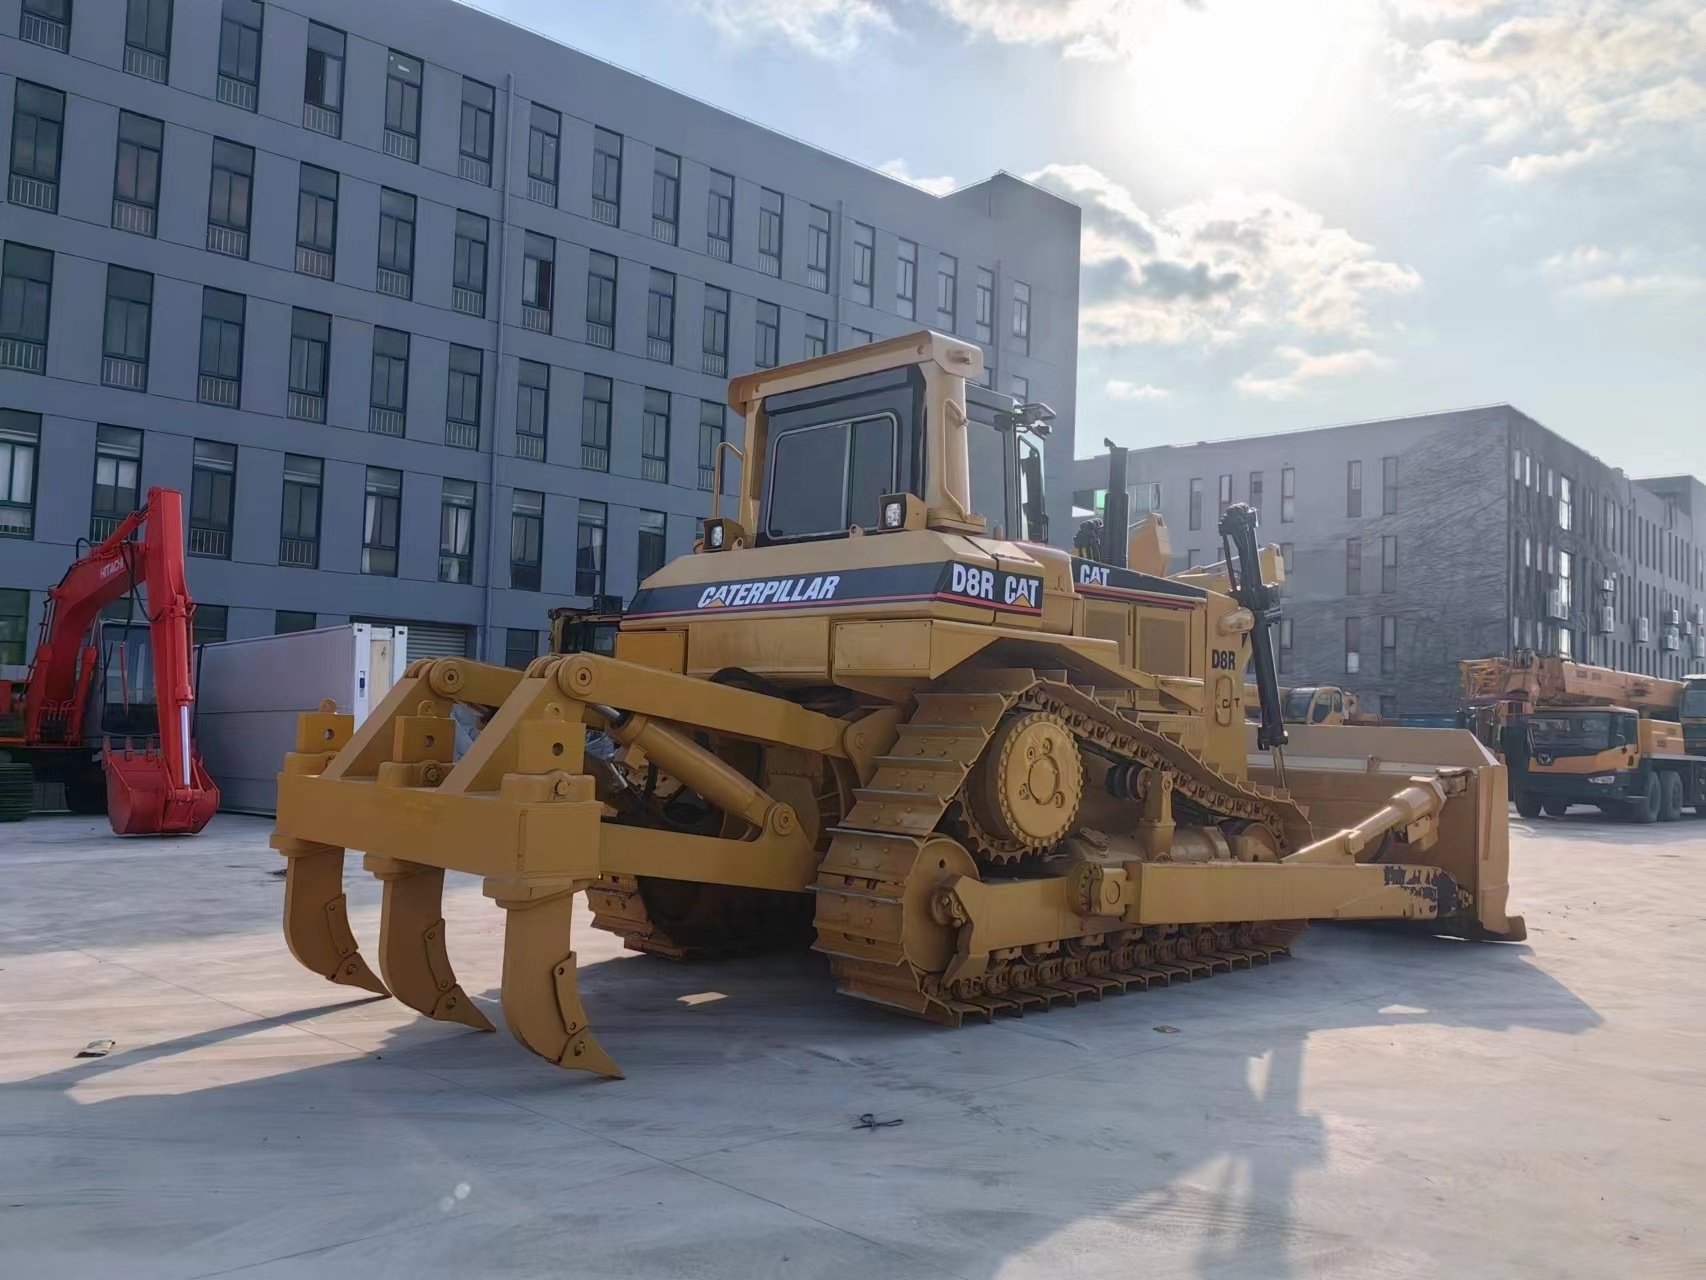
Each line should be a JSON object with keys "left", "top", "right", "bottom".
{"left": 270, "top": 331, "right": 1524, "bottom": 1079}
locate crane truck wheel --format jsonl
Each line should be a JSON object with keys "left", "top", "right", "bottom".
{"left": 1541, "top": 801, "right": 1570, "bottom": 817}
{"left": 1515, "top": 792, "right": 1543, "bottom": 819}
{"left": 1658, "top": 771, "right": 1684, "bottom": 822}
{"left": 0, "top": 762, "right": 34, "bottom": 822}
{"left": 1629, "top": 773, "right": 1662, "bottom": 824}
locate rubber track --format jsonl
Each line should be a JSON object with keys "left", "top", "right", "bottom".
{"left": 812, "top": 675, "right": 1314, "bottom": 1025}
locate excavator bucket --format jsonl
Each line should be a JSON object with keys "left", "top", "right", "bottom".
{"left": 1248, "top": 723, "right": 1525, "bottom": 941}
{"left": 105, "top": 742, "right": 220, "bottom": 836}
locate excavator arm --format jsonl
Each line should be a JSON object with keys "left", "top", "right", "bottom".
{"left": 17, "top": 487, "right": 217, "bottom": 835}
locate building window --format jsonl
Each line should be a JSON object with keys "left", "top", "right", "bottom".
{"left": 896, "top": 239, "right": 917, "bottom": 320}
{"left": 1378, "top": 694, "right": 1396, "bottom": 719}
{"left": 295, "top": 163, "right": 338, "bottom": 279}
{"left": 698, "top": 399, "right": 725, "bottom": 493}
{"left": 91, "top": 424, "right": 142, "bottom": 542}
{"left": 101, "top": 265, "right": 152, "bottom": 392}
{"left": 510, "top": 489, "right": 543, "bottom": 591}
{"left": 1281, "top": 467, "right": 1296, "bottom": 523}
{"left": 1558, "top": 627, "right": 1573, "bottom": 659}
{"left": 362, "top": 467, "right": 401, "bottom": 576}
{"left": 1559, "top": 549, "right": 1573, "bottom": 615}
{"left": 188, "top": 440, "right": 236, "bottom": 559}
{"left": 581, "top": 374, "right": 612, "bottom": 472}
{"left": 287, "top": 308, "right": 330, "bottom": 422}
{"left": 1188, "top": 477, "right": 1203, "bottom": 531}
{"left": 1381, "top": 615, "right": 1397, "bottom": 675}
{"left": 504, "top": 628, "right": 537, "bottom": 670}
{"left": 641, "top": 388, "right": 670, "bottom": 483}
{"left": 0, "top": 588, "right": 26, "bottom": 665}
{"left": 585, "top": 251, "right": 617, "bottom": 348}
{"left": 20, "top": 0, "right": 71, "bottom": 53}
{"left": 1012, "top": 281, "right": 1031, "bottom": 353}
{"left": 1346, "top": 537, "right": 1361, "bottom": 596}
{"left": 279, "top": 454, "right": 321, "bottom": 568}
{"left": 707, "top": 170, "right": 733, "bottom": 260}
{"left": 1559, "top": 475, "right": 1573, "bottom": 531}
{"left": 758, "top": 187, "right": 783, "bottom": 276}
{"left": 445, "top": 345, "right": 482, "bottom": 449}
{"left": 638, "top": 509, "right": 668, "bottom": 582}
{"left": 383, "top": 50, "right": 421, "bottom": 161}
{"left": 458, "top": 78, "right": 494, "bottom": 185}
{"left": 521, "top": 231, "right": 554, "bottom": 331}
{"left": 1249, "top": 471, "right": 1264, "bottom": 518}
{"left": 527, "top": 104, "right": 559, "bottom": 204}
{"left": 592, "top": 127, "right": 622, "bottom": 224}
{"left": 1011, "top": 373, "right": 1028, "bottom": 402}
{"left": 369, "top": 327, "right": 409, "bottom": 436}
{"left": 756, "top": 301, "right": 779, "bottom": 368}
{"left": 850, "top": 326, "right": 872, "bottom": 346}
{"left": 852, "top": 221, "right": 874, "bottom": 305}
{"left": 805, "top": 315, "right": 828, "bottom": 360}
{"left": 276, "top": 610, "right": 316, "bottom": 635}
{"left": 112, "top": 111, "right": 162, "bottom": 236}
{"left": 1186, "top": 548, "right": 1201, "bottom": 569}
{"left": 197, "top": 287, "right": 243, "bottom": 404}
{"left": 975, "top": 267, "right": 995, "bottom": 344}
{"left": 1280, "top": 543, "right": 1294, "bottom": 581}
{"left": 8, "top": 81, "right": 62, "bottom": 214}
{"left": 1381, "top": 534, "right": 1398, "bottom": 593}
{"left": 123, "top": 0, "right": 171, "bottom": 81}
{"left": 190, "top": 603, "right": 227, "bottom": 647}
{"left": 376, "top": 188, "right": 416, "bottom": 298}
{"left": 652, "top": 149, "right": 680, "bottom": 243}
{"left": 217, "top": 1, "right": 263, "bottom": 109}
{"left": 453, "top": 211, "right": 488, "bottom": 316}
{"left": 206, "top": 139, "right": 253, "bottom": 258}
{"left": 515, "top": 359, "right": 548, "bottom": 460}
{"left": 1381, "top": 455, "right": 1397, "bottom": 515}
{"left": 576, "top": 500, "right": 607, "bottom": 597}
{"left": 303, "top": 22, "right": 345, "bottom": 136}
{"left": 1345, "top": 616, "right": 1362, "bottom": 674}
{"left": 647, "top": 269, "right": 675, "bottom": 362}
{"left": 438, "top": 479, "right": 475, "bottom": 584}
{"left": 702, "top": 285, "right": 729, "bottom": 376}
{"left": 1216, "top": 473, "right": 1232, "bottom": 516}
{"left": 937, "top": 254, "right": 957, "bottom": 331}
{"left": 806, "top": 205, "right": 831, "bottom": 290}
{"left": 1346, "top": 459, "right": 1362, "bottom": 517}
{"left": 0, "top": 243, "right": 52, "bottom": 375}
{"left": 0, "top": 410, "right": 41, "bottom": 538}
{"left": 1278, "top": 616, "right": 1293, "bottom": 675}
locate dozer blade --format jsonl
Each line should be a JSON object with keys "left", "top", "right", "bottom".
{"left": 368, "top": 855, "right": 495, "bottom": 1033}
{"left": 485, "top": 878, "right": 622, "bottom": 1079}
{"left": 274, "top": 836, "right": 389, "bottom": 995}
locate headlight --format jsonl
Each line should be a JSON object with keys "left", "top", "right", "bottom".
{"left": 881, "top": 498, "right": 905, "bottom": 530}
{"left": 707, "top": 523, "right": 725, "bottom": 549}
{"left": 1587, "top": 774, "right": 1616, "bottom": 785}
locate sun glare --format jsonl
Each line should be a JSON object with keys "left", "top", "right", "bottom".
{"left": 1114, "top": 0, "right": 1380, "bottom": 175}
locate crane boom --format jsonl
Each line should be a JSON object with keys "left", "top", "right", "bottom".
{"left": 1461, "top": 652, "right": 1687, "bottom": 718}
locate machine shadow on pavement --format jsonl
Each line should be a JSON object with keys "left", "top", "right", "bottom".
{"left": 2, "top": 912, "right": 1601, "bottom": 1280}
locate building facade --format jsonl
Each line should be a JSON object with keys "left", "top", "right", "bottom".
{"left": 1072, "top": 405, "right": 1706, "bottom": 717}
{"left": 0, "top": 0, "right": 1081, "bottom": 668}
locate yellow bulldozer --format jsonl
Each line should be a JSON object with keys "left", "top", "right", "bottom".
{"left": 270, "top": 333, "right": 1523, "bottom": 1078}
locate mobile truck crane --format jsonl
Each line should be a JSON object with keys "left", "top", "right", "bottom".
{"left": 1460, "top": 652, "right": 1706, "bottom": 822}
{"left": 270, "top": 333, "right": 1522, "bottom": 1078}
{"left": 0, "top": 487, "right": 219, "bottom": 833}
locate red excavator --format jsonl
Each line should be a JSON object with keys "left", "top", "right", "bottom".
{"left": 0, "top": 487, "right": 219, "bottom": 834}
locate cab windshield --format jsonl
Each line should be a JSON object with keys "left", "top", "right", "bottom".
{"left": 1524, "top": 710, "right": 1616, "bottom": 754}
{"left": 1282, "top": 688, "right": 1314, "bottom": 721}
{"left": 1682, "top": 684, "right": 1706, "bottom": 720}
{"left": 100, "top": 623, "right": 159, "bottom": 737}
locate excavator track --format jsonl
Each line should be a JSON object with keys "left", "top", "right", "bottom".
{"left": 813, "top": 674, "right": 1312, "bottom": 1024}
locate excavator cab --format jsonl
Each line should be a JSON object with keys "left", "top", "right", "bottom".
{"left": 96, "top": 621, "right": 161, "bottom": 739}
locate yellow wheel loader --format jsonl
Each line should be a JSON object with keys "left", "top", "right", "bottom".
{"left": 271, "top": 332, "right": 1524, "bottom": 1078}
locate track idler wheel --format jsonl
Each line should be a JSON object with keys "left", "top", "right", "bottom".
{"left": 959, "top": 711, "right": 1084, "bottom": 864}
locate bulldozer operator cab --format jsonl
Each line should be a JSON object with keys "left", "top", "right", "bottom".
{"left": 1282, "top": 686, "right": 1344, "bottom": 725}
{"left": 729, "top": 334, "right": 1050, "bottom": 552}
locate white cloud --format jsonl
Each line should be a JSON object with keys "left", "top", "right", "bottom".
{"left": 1026, "top": 163, "right": 1421, "bottom": 352}
{"left": 1234, "top": 346, "right": 1392, "bottom": 399}
{"left": 1396, "top": 0, "right": 1706, "bottom": 180}
{"left": 1386, "top": 0, "right": 1503, "bottom": 21}
{"left": 877, "top": 158, "right": 958, "bottom": 196}
{"left": 929, "top": 0, "right": 1135, "bottom": 59}
{"left": 692, "top": 0, "right": 893, "bottom": 58}
{"left": 1105, "top": 379, "right": 1172, "bottom": 400}
{"left": 1541, "top": 244, "right": 1706, "bottom": 301}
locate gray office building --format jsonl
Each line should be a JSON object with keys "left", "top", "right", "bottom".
{"left": 1073, "top": 405, "right": 1706, "bottom": 717}
{"left": 0, "top": 0, "right": 1081, "bottom": 669}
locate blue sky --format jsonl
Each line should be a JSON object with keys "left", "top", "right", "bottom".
{"left": 477, "top": 0, "right": 1704, "bottom": 475}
